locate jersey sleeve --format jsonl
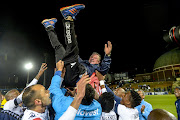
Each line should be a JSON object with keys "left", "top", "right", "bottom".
{"left": 49, "top": 71, "right": 64, "bottom": 96}
{"left": 142, "top": 103, "right": 153, "bottom": 119}
{"left": 58, "top": 106, "right": 77, "bottom": 120}
{"left": 117, "top": 104, "right": 123, "bottom": 115}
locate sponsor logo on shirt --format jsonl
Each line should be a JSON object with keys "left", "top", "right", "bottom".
{"left": 102, "top": 115, "right": 117, "bottom": 120}
{"left": 29, "top": 112, "right": 36, "bottom": 119}
{"left": 77, "top": 108, "right": 99, "bottom": 116}
{"left": 65, "top": 22, "right": 72, "bottom": 44}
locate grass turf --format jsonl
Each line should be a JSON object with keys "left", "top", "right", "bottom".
{"left": 145, "top": 94, "right": 177, "bottom": 118}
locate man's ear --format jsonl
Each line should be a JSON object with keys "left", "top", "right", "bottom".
{"left": 34, "top": 99, "right": 42, "bottom": 105}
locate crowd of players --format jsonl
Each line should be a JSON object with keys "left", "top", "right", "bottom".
{"left": 0, "top": 4, "right": 179, "bottom": 120}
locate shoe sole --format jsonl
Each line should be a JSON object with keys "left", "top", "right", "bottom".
{"left": 60, "top": 4, "right": 85, "bottom": 12}
{"left": 41, "top": 18, "right": 57, "bottom": 24}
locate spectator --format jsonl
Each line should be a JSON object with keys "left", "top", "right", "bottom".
{"left": 119, "top": 81, "right": 123, "bottom": 87}
{"left": 49, "top": 60, "right": 102, "bottom": 120}
{"left": 135, "top": 89, "right": 153, "bottom": 120}
{"left": 175, "top": 86, "right": 180, "bottom": 120}
{"left": 117, "top": 90, "right": 141, "bottom": 120}
{"left": 148, "top": 109, "right": 177, "bottom": 120}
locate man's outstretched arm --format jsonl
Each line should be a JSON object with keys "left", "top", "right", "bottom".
{"left": 49, "top": 60, "right": 64, "bottom": 96}
{"left": 98, "top": 41, "right": 112, "bottom": 75}
{"left": 16, "top": 63, "right": 48, "bottom": 104}
{"left": 4, "top": 63, "right": 48, "bottom": 110}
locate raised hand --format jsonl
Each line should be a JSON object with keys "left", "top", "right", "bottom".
{"left": 76, "top": 74, "right": 90, "bottom": 99}
{"left": 104, "top": 41, "right": 112, "bottom": 56}
{"left": 141, "top": 105, "right": 145, "bottom": 113}
{"left": 70, "top": 74, "right": 90, "bottom": 110}
{"left": 35, "top": 63, "right": 48, "bottom": 80}
{"left": 39, "top": 63, "right": 48, "bottom": 75}
{"left": 95, "top": 70, "right": 106, "bottom": 81}
{"left": 56, "top": 60, "right": 64, "bottom": 71}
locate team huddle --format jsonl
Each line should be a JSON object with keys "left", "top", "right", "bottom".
{"left": 0, "top": 4, "right": 178, "bottom": 120}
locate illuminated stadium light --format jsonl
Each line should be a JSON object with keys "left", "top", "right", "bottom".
{"left": 24, "top": 63, "right": 33, "bottom": 70}
{"left": 24, "top": 62, "right": 33, "bottom": 85}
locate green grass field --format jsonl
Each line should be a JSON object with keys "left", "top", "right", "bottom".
{"left": 145, "top": 95, "right": 177, "bottom": 118}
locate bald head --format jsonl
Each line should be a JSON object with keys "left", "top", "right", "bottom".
{"left": 148, "top": 109, "right": 177, "bottom": 120}
{"left": 22, "top": 84, "right": 43, "bottom": 109}
{"left": 22, "top": 84, "right": 51, "bottom": 110}
{"left": 115, "top": 87, "right": 125, "bottom": 98}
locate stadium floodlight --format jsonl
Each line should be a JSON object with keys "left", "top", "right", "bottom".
{"left": 24, "top": 63, "right": 33, "bottom": 85}
{"left": 24, "top": 63, "right": 33, "bottom": 70}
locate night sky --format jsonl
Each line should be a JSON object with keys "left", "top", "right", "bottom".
{"left": 0, "top": 0, "right": 180, "bottom": 87}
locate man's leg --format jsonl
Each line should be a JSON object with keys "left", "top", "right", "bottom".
{"left": 60, "top": 4, "right": 86, "bottom": 87}
{"left": 61, "top": 17, "right": 80, "bottom": 87}
{"left": 46, "top": 27, "right": 66, "bottom": 63}
{"left": 62, "top": 17, "right": 79, "bottom": 64}
{"left": 60, "top": 4, "right": 86, "bottom": 64}
{"left": 42, "top": 18, "right": 66, "bottom": 63}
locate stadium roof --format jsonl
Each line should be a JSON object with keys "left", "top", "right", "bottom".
{"left": 154, "top": 48, "right": 180, "bottom": 69}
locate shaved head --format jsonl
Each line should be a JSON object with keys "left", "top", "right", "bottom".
{"left": 22, "top": 84, "right": 51, "bottom": 109}
{"left": 148, "top": 109, "right": 177, "bottom": 120}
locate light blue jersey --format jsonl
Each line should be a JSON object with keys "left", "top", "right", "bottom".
{"left": 49, "top": 71, "right": 102, "bottom": 120}
{"left": 135, "top": 99, "right": 153, "bottom": 120}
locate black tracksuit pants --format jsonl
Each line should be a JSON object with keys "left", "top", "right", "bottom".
{"left": 46, "top": 20, "right": 83, "bottom": 87}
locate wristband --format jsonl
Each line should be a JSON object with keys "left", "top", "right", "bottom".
{"left": 100, "top": 80, "right": 105, "bottom": 86}
{"left": 106, "top": 53, "right": 111, "bottom": 57}
{"left": 101, "top": 88, "right": 107, "bottom": 93}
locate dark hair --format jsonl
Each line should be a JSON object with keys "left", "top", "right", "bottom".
{"left": 81, "top": 84, "right": 95, "bottom": 105}
{"left": 98, "top": 92, "right": 114, "bottom": 113}
{"left": 130, "top": 90, "right": 142, "bottom": 108}
{"left": 175, "top": 86, "right": 180, "bottom": 90}
{"left": 22, "top": 85, "right": 40, "bottom": 109}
